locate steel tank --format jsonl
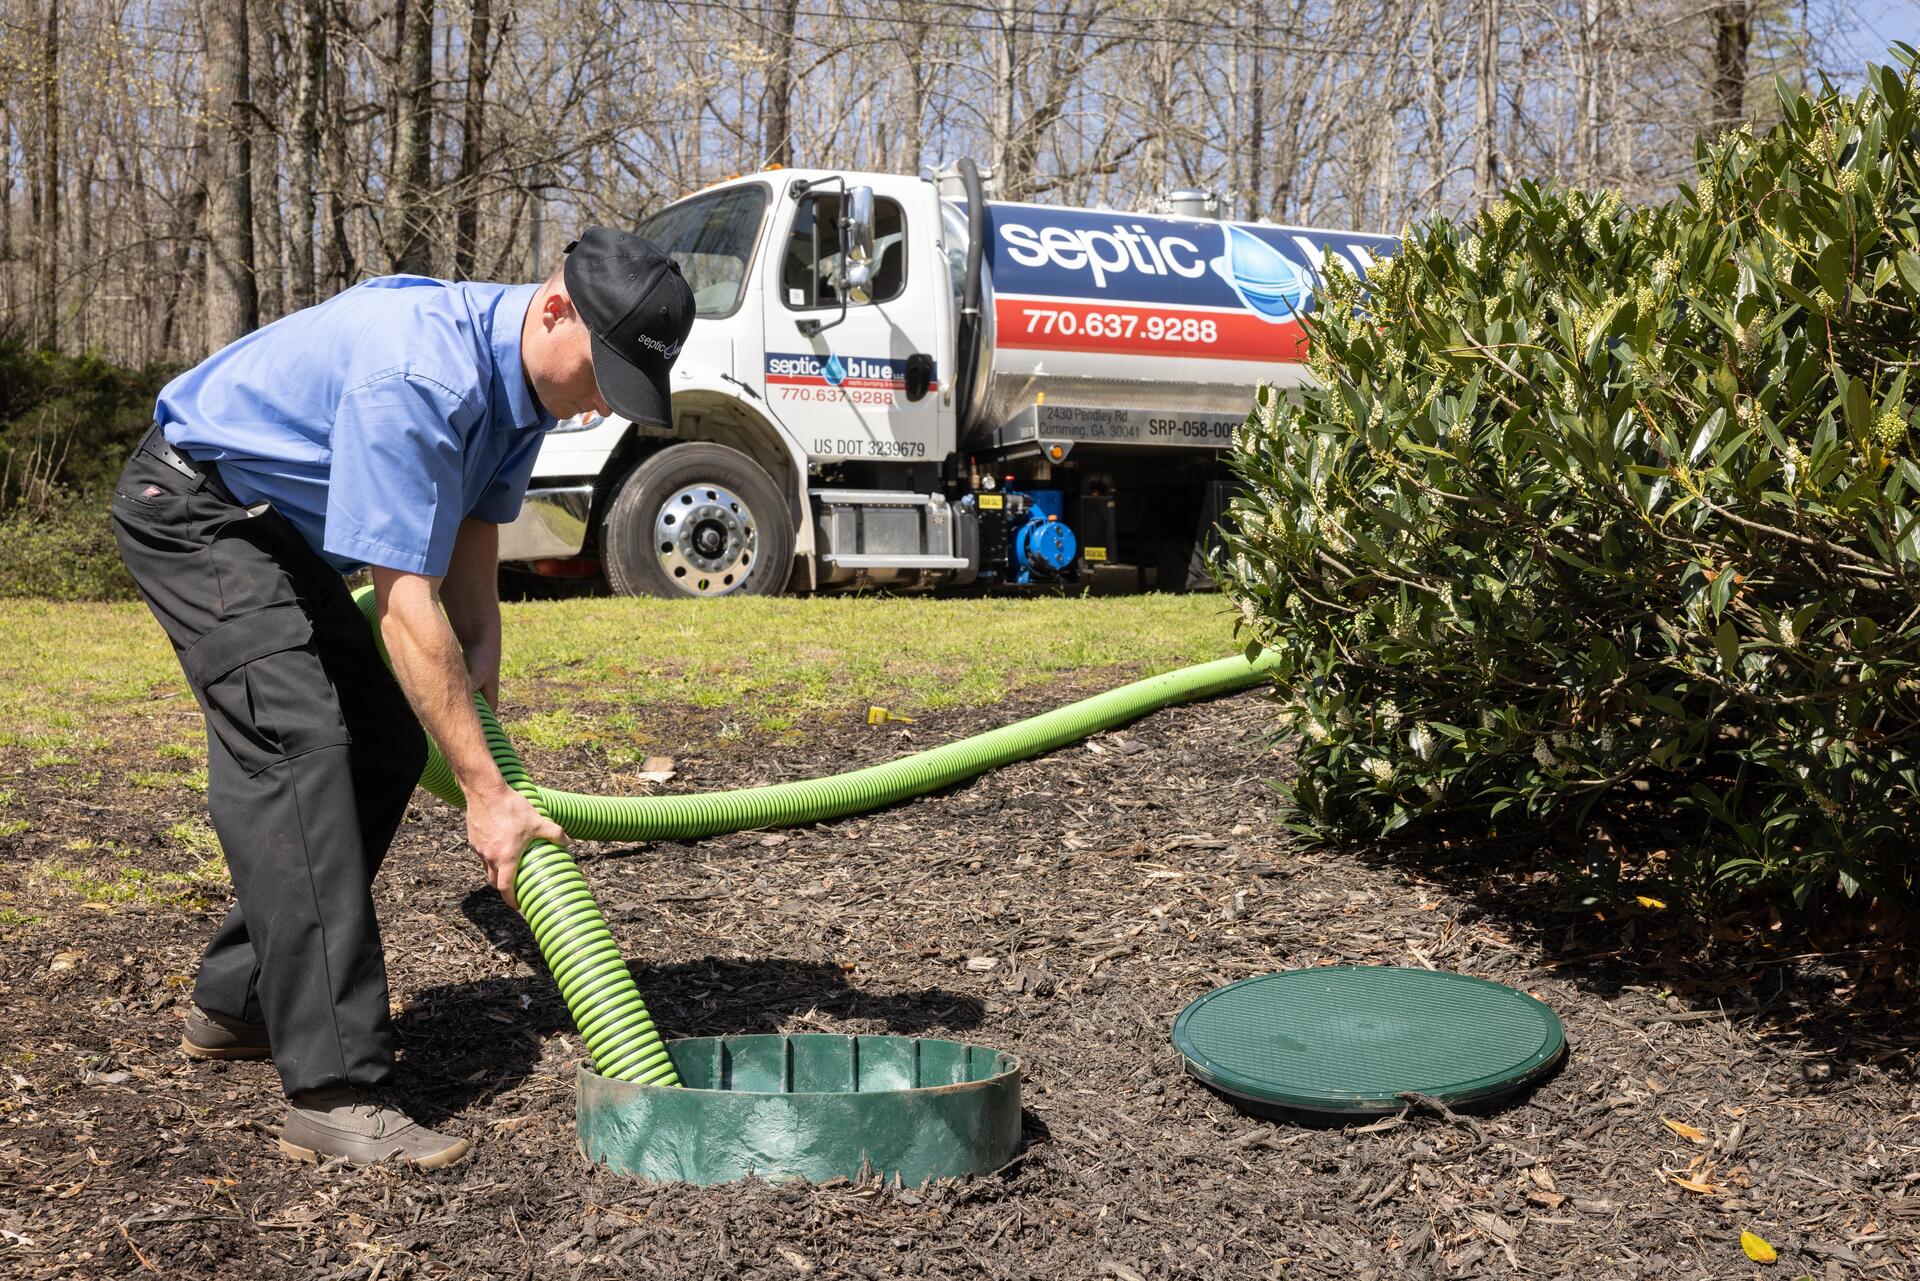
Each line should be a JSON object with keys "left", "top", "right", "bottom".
{"left": 940, "top": 199, "right": 1398, "bottom": 449}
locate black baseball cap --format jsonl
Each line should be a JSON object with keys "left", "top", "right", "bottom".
{"left": 562, "top": 227, "right": 696, "bottom": 428}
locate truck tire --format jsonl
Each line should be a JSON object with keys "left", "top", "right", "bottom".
{"left": 600, "top": 443, "right": 795, "bottom": 598}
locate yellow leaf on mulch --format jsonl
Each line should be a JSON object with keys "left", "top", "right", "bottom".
{"left": 1636, "top": 895, "right": 1667, "bottom": 910}
{"left": 1662, "top": 1117, "right": 1707, "bottom": 1142}
{"left": 1740, "top": 1230, "right": 1777, "bottom": 1263}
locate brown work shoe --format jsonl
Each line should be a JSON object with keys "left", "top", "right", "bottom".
{"left": 278, "top": 1087, "right": 472, "bottom": 1169}
{"left": 180, "top": 1003, "right": 271, "bottom": 1060}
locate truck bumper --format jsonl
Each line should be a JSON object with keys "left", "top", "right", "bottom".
{"left": 499, "top": 485, "right": 596, "bottom": 560}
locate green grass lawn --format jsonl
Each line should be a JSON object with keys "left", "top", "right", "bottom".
{"left": 0, "top": 593, "right": 1243, "bottom": 764}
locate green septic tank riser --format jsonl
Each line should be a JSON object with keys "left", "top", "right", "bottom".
{"left": 577, "top": 1035, "right": 1023, "bottom": 1186}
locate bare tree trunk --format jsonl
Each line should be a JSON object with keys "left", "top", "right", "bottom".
{"left": 389, "top": 0, "right": 434, "bottom": 274}
{"left": 1146, "top": 19, "right": 1179, "bottom": 198}
{"left": 1, "top": 102, "right": 13, "bottom": 327}
{"left": 1246, "top": 11, "right": 1264, "bottom": 220}
{"left": 205, "top": 0, "right": 257, "bottom": 349}
{"left": 1423, "top": 0, "right": 1447, "bottom": 208}
{"left": 1368, "top": 94, "right": 1396, "bottom": 229}
{"left": 1577, "top": 0, "right": 1604, "bottom": 186}
{"left": 453, "top": 0, "right": 491, "bottom": 280}
{"left": 1710, "top": 1, "right": 1753, "bottom": 131}
{"left": 1473, "top": 0, "right": 1501, "bottom": 209}
{"left": 488, "top": 183, "right": 528, "bottom": 280}
{"left": 761, "top": 0, "right": 797, "bottom": 166}
{"left": 992, "top": 0, "right": 1015, "bottom": 188}
{"left": 289, "top": 0, "right": 325, "bottom": 309}
{"left": 322, "top": 0, "right": 354, "bottom": 292}
{"left": 162, "top": 124, "right": 210, "bottom": 358}
{"left": 250, "top": 0, "right": 285, "bottom": 322}
{"left": 899, "top": 11, "right": 929, "bottom": 175}
{"left": 39, "top": 0, "right": 59, "bottom": 350}
{"left": 74, "top": 151, "right": 92, "bottom": 349}
{"left": 125, "top": 146, "right": 155, "bottom": 363}
{"left": 1227, "top": 30, "right": 1241, "bottom": 219}
{"left": 528, "top": 169, "right": 544, "bottom": 276}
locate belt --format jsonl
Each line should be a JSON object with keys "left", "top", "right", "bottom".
{"left": 139, "top": 424, "right": 239, "bottom": 504}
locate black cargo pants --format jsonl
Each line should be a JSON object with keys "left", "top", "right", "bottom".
{"left": 112, "top": 425, "right": 428, "bottom": 1095}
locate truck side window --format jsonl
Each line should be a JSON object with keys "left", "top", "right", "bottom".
{"left": 781, "top": 193, "right": 907, "bottom": 310}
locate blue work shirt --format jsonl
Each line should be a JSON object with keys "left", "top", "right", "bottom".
{"left": 156, "top": 277, "right": 558, "bottom": 576}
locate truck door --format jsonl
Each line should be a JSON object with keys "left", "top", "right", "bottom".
{"left": 762, "top": 184, "right": 944, "bottom": 467}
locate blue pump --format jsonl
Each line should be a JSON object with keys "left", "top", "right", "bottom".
{"left": 1007, "top": 489, "right": 1078, "bottom": 583}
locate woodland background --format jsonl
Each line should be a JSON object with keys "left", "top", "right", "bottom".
{"left": 0, "top": 0, "right": 1883, "bottom": 371}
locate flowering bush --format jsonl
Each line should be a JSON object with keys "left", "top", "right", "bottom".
{"left": 1215, "top": 52, "right": 1920, "bottom": 911}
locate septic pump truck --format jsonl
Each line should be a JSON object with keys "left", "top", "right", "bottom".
{"left": 500, "top": 161, "right": 1397, "bottom": 598}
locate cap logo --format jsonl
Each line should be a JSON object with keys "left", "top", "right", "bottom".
{"left": 637, "top": 332, "right": 681, "bottom": 362}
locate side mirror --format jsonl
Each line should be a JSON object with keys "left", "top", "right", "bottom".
{"left": 797, "top": 179, "right": 876, "bottom": 336}
{"left": 840, "top": 186, "right": 876, "bottom": 304}
{"left": 843, "top": 186, "right": 876, "bottom": 264}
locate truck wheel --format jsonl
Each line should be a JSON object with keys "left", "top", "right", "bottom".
{"left": 600, "top": 443, "right": 795, "bottom": 598}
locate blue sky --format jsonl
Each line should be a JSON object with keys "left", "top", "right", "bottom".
{"left": 1827, "top": 0, "right": 1918, "bottom": 80}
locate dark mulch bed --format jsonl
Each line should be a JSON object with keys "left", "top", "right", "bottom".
{"left": 2, "top": 682, "right": 1916, "bottom": 1279}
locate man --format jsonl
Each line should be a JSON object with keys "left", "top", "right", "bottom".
{"left": 112, "top": 229, "right": 695, "bottom": 1168}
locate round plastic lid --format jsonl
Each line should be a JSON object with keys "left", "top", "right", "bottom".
{"left": 1172, "top": 967, "right": 1567, "bottom": 1118}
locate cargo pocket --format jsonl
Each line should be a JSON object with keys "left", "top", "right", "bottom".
{"left": 181, "top": 604, "right": 353, "bottom": 775}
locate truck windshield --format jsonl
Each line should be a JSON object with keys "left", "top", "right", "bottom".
{"left": 636, "top": 185, "right": 768, "bottom": 318}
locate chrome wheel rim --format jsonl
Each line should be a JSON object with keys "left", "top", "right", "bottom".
{"left": 654, "top": 482, "right": 757, "bottom": 595}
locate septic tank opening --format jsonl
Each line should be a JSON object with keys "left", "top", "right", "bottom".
{"left": 578, "top": 1033, "right": 1022, "bottom": 1186}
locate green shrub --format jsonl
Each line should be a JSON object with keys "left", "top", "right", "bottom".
{"left": 0, "top": 338, "right": 175, "bottom": 507}
{"left": 0, "top": 336, "right": 174, "bottom": 601}
{"left": 1216, "top": 52, "right": 1920, "bottom": 913}
{"left": 0, "top": 490, "right": 135, "bottom": 600}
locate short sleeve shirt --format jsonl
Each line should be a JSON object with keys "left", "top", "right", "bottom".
{"left": 155, "top": 277, "right": 557, "bottom": 576}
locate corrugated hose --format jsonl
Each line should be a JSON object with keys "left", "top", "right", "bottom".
{"left": 352, "top": 586, "right": 1276, "bottom": 1083}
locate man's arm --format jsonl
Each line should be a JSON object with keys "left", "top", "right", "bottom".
{"left": 441, "top": 516, "right": 502, "bottom": 709}
{"left": 372, "top": 564, "right": 563, "bottom": 910}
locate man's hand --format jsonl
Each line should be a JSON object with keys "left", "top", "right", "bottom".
{"left": 466, "top": 781, "right": 566, "bottom": 911}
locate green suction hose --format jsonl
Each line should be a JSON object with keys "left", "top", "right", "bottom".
{"left": 352, "top": 587, "right": 679, "bottom": 1085}
{"left": 425, "top": 651, "right": 1279, "bottom": 841}
{"left": 473, "top": 694, "right": 680, "bottom": 1085}
{"left": 351, "top": 586, "right": 1277, "bottom": 1085}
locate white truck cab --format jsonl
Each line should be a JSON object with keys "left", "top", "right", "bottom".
{"left": 501, "top": 163, "right": 1394, "bottom": 596}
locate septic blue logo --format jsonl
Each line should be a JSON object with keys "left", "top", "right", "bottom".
{"left": 1210, "top": 225, "right": 1315, "bottom": 323}
{"left": 986, "top": 205, "right": 1394, "bottom": 313}
{"left": 821, "top": 354, "right": 848, "bottom": 387}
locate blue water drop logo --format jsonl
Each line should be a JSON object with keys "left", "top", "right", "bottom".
{"left": 821, "top": 353, "right": 848, "bottom": 387}
{"left": 1210, "top": 226, "right": 1313, "bottom": 323}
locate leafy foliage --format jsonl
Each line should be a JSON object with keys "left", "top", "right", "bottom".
{"left": 0, "top": 337, "right": 176, "bottom": 600}
{"left": 0, "top": 338, "right": 176, "bottom": 509}
{"left": 1215, "top": 52, "right": 1920, "bottom": 911}
{"left": 0, "top": 493, "right": 136, "bottom": 601}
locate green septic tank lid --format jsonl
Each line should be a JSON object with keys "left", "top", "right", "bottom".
{"left": 1172, "top": 967, "right": 1566, "bottom": 1120}
{"left": 577, "top": 1033, "right": 1022, "bottom": 1186}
